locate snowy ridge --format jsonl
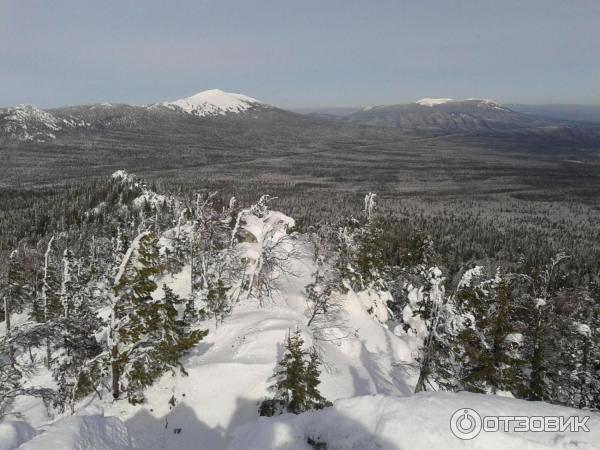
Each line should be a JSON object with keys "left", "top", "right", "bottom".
{"left": 416, "top": 97, "right": 509, "bottom": 110}
{"left": 161, "top": 89, "right": 263, "bottom": 116}
{"left": 0, "top": 104, "right": 89, "bottom": 142}
{"left": 229, "top": 392, "right": 600, "bottom": 450}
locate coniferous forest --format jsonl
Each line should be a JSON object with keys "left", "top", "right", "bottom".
{"left": 1, "top": 169, "right": 598, "bottom": 426}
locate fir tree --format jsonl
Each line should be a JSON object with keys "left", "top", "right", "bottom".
{"left": 205, "top": 277, "right": 231, "bottom": 327}
{"left": 305, "top": 348, "right": 332, "bottom": 411}
{"left": 111, "top": 233, "right": 207, "bottom": 404}
{"left": 261, "top": 328, "right": 330, "bottom": 416}
{"left": 455, "top": 270, "right": 525, "bottom": 394}
{"left": 1, "top": 250, "right": 32, "bottom": 365}
{"left": 52, "top": 253, "right": 103, "bottom": 414}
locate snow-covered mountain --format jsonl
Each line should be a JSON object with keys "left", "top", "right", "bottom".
{"left": 415, "top": 97, "right": 510, "bottom": 111}
{"left": 346, "top": 97, "right": 598, "bottom": 137}
{"left": 0, "top": 104, "right": 89, "bottom": 142}
{"left": 0, "top": 89, "right": 274, "bottom": 143}
{"left": 160, "top": 89, "right": 266, "bottom": 116}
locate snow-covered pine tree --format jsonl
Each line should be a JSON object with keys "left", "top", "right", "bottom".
{"left": 522, "top": 253, "right": 570, "bottom": 401}
{"left": 454, "top": 268, "right": 525, "bottom": 395}
{"left": 260, "top": 328, "right": 330, "bottom": 416}
{"left": 334, "top": 193, "right": 386, "bottom": 293}
{"left": 189, "top": 192, "right": 235, "bottom": 319}
{"left": 52, "top": 251, "right": 103, "bottom": 414}
{"left": 111, "top": 232, "right": 162, "bottom": 403}
{"left": 551, "top": 285, "right": 600, "bottom": 409}
{"left": 1, "top": 250, "right": 32, "bottom": 365}
{"left": 271, "top": 328, "right": 307, "bottom": 414}
{"left": 205, "top": 277, "right": 231, "bottom": 327}
{"left": 111, "top": 232, "right": 207, "bottom": 404}
{"left": 153, "top": 284, "right": 207, "bottom": 374}
{"left": 30, "top": 236, "right": 62, "bottom": 368}
{"left": 412, "top": 267, "right": 463, "bottom": 393}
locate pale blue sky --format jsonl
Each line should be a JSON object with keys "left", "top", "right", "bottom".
{"left": 1, "top": 0, "right": 599, "bottom": 108}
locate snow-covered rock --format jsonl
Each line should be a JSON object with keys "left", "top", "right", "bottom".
{"left": 162, "top": 89, "right": 263, "bottom": 116}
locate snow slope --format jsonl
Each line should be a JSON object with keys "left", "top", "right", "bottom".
{"left": 16, "top": 412, "right": 133, "bottom": 450}
{"left": 93, "top": 233, "right": 415, "bottom": 450}
{"left": 228, "top": 392, "right": 600, "bottom": 450}
{"left": 4, "top": 206, "right": 599, "bottom": 450}
{"left": 162, "top": 89, "right": 263, "bottom": 116}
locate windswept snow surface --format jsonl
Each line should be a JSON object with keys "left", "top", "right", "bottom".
{"left": 16, "top": 412, "right": 133, "bottom": 450}
{"left": 162, "top": 89, "right": 263, "bottom": 116}
{"left": 0, "top": 420, "right": 37, "bottom": 450}
{"left": 228, "top": 392, "right": 600, "bottom": 450}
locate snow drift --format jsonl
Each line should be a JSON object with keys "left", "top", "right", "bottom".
{"left": 6, "top": 412, "right": 132, "bottom": 450}
{"left": 228, "top": 392, "right": 600, "bottom": 450}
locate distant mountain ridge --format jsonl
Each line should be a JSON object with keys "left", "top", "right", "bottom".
{"left": 0, "top": 89, "right": 280, "bottom": 143}
{"left": 2, "top": 92, "right": 600, "bottom": 145}
{"left": 345, "top": 97, "right": 600, "bottom": 141}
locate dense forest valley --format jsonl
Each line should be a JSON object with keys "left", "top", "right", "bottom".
{"left": 1, "top": 99, "right": 600, "bottom": 448}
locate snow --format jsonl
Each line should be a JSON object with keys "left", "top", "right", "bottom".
{"left": 92, "top": 230, "right": 413, "bottom": 449}
{"left": 457, "top": 266, "right": 484, "bottom": 289}
{"left": 416, "top": 97, "right": 509, "bottom": 110}
{"left": 504, "top": 332, "right": 523, "bottom": 344}
{"left": 16, "top": 412, "right": 133, "bottom": 450}
{"left": 8, "top": 105, "right": 61, "bottom": 131}
{"left": 0, "top": 420, "right": 37, "bottom": 450}
{"left": 228, "top": 392, "right": 600, "bottom": 450}
{"left": 132, "top": 190, "right": 166, "bottom": 210}
{"left": 575, "top": 323, "right": 591, "bottom": 337}
{"left": 3, "top": 201, "right": 598, "bottom": 450}
{"left": 162, "top": 89, "right": 263, "bottom": 116}
{"left": 416, "top": 98, "right": 454, "bottom": 107}
{"left": 111, "top": 170, "right": 134, "bottom": 183}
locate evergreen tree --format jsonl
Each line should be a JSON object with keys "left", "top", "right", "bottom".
{"left": 111, "top": 233, "right": 207, "bottom": 404}
{"left": 1, "top": 250, "right": 33, "bottom": 365}
{"left": 305, "top": 348, "right": 332, "bottom": 411}
{"left": 522, "top": 253, "right": 570, "bottom": 401}
{"left": 261, "top": 328, "right": 330, "bottom": 416}
{"left": 413, "top": 267, "right": 462, "bottom": 392}
{"left": 152, "top": 285, "right": 208, "bottom": 373}
{"left": 52, "top": 252, "right": 103, "bottom": 413}
{"left": 205, "top": 277, "right": 231, "bottom": 327}
{"left": 455, "top": 269, "right": 525, "bottom": 394}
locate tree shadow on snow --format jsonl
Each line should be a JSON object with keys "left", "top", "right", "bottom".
{"left": 260, "top": 406, "right": 401, "bottom": 450}
{"left": 124, "top": 397, "right": 261, "bottom": 450}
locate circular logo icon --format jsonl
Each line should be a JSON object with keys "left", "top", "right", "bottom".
{"left": 450, "top": 408, "right": 482, "bottom": 440}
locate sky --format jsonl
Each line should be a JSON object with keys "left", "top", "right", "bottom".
{"left": 1, "top": 0, "right": 599, "bottom": 109}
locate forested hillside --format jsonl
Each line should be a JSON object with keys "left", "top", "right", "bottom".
{"left": 0, "top": 172, "right": 598, "bottom": 449}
